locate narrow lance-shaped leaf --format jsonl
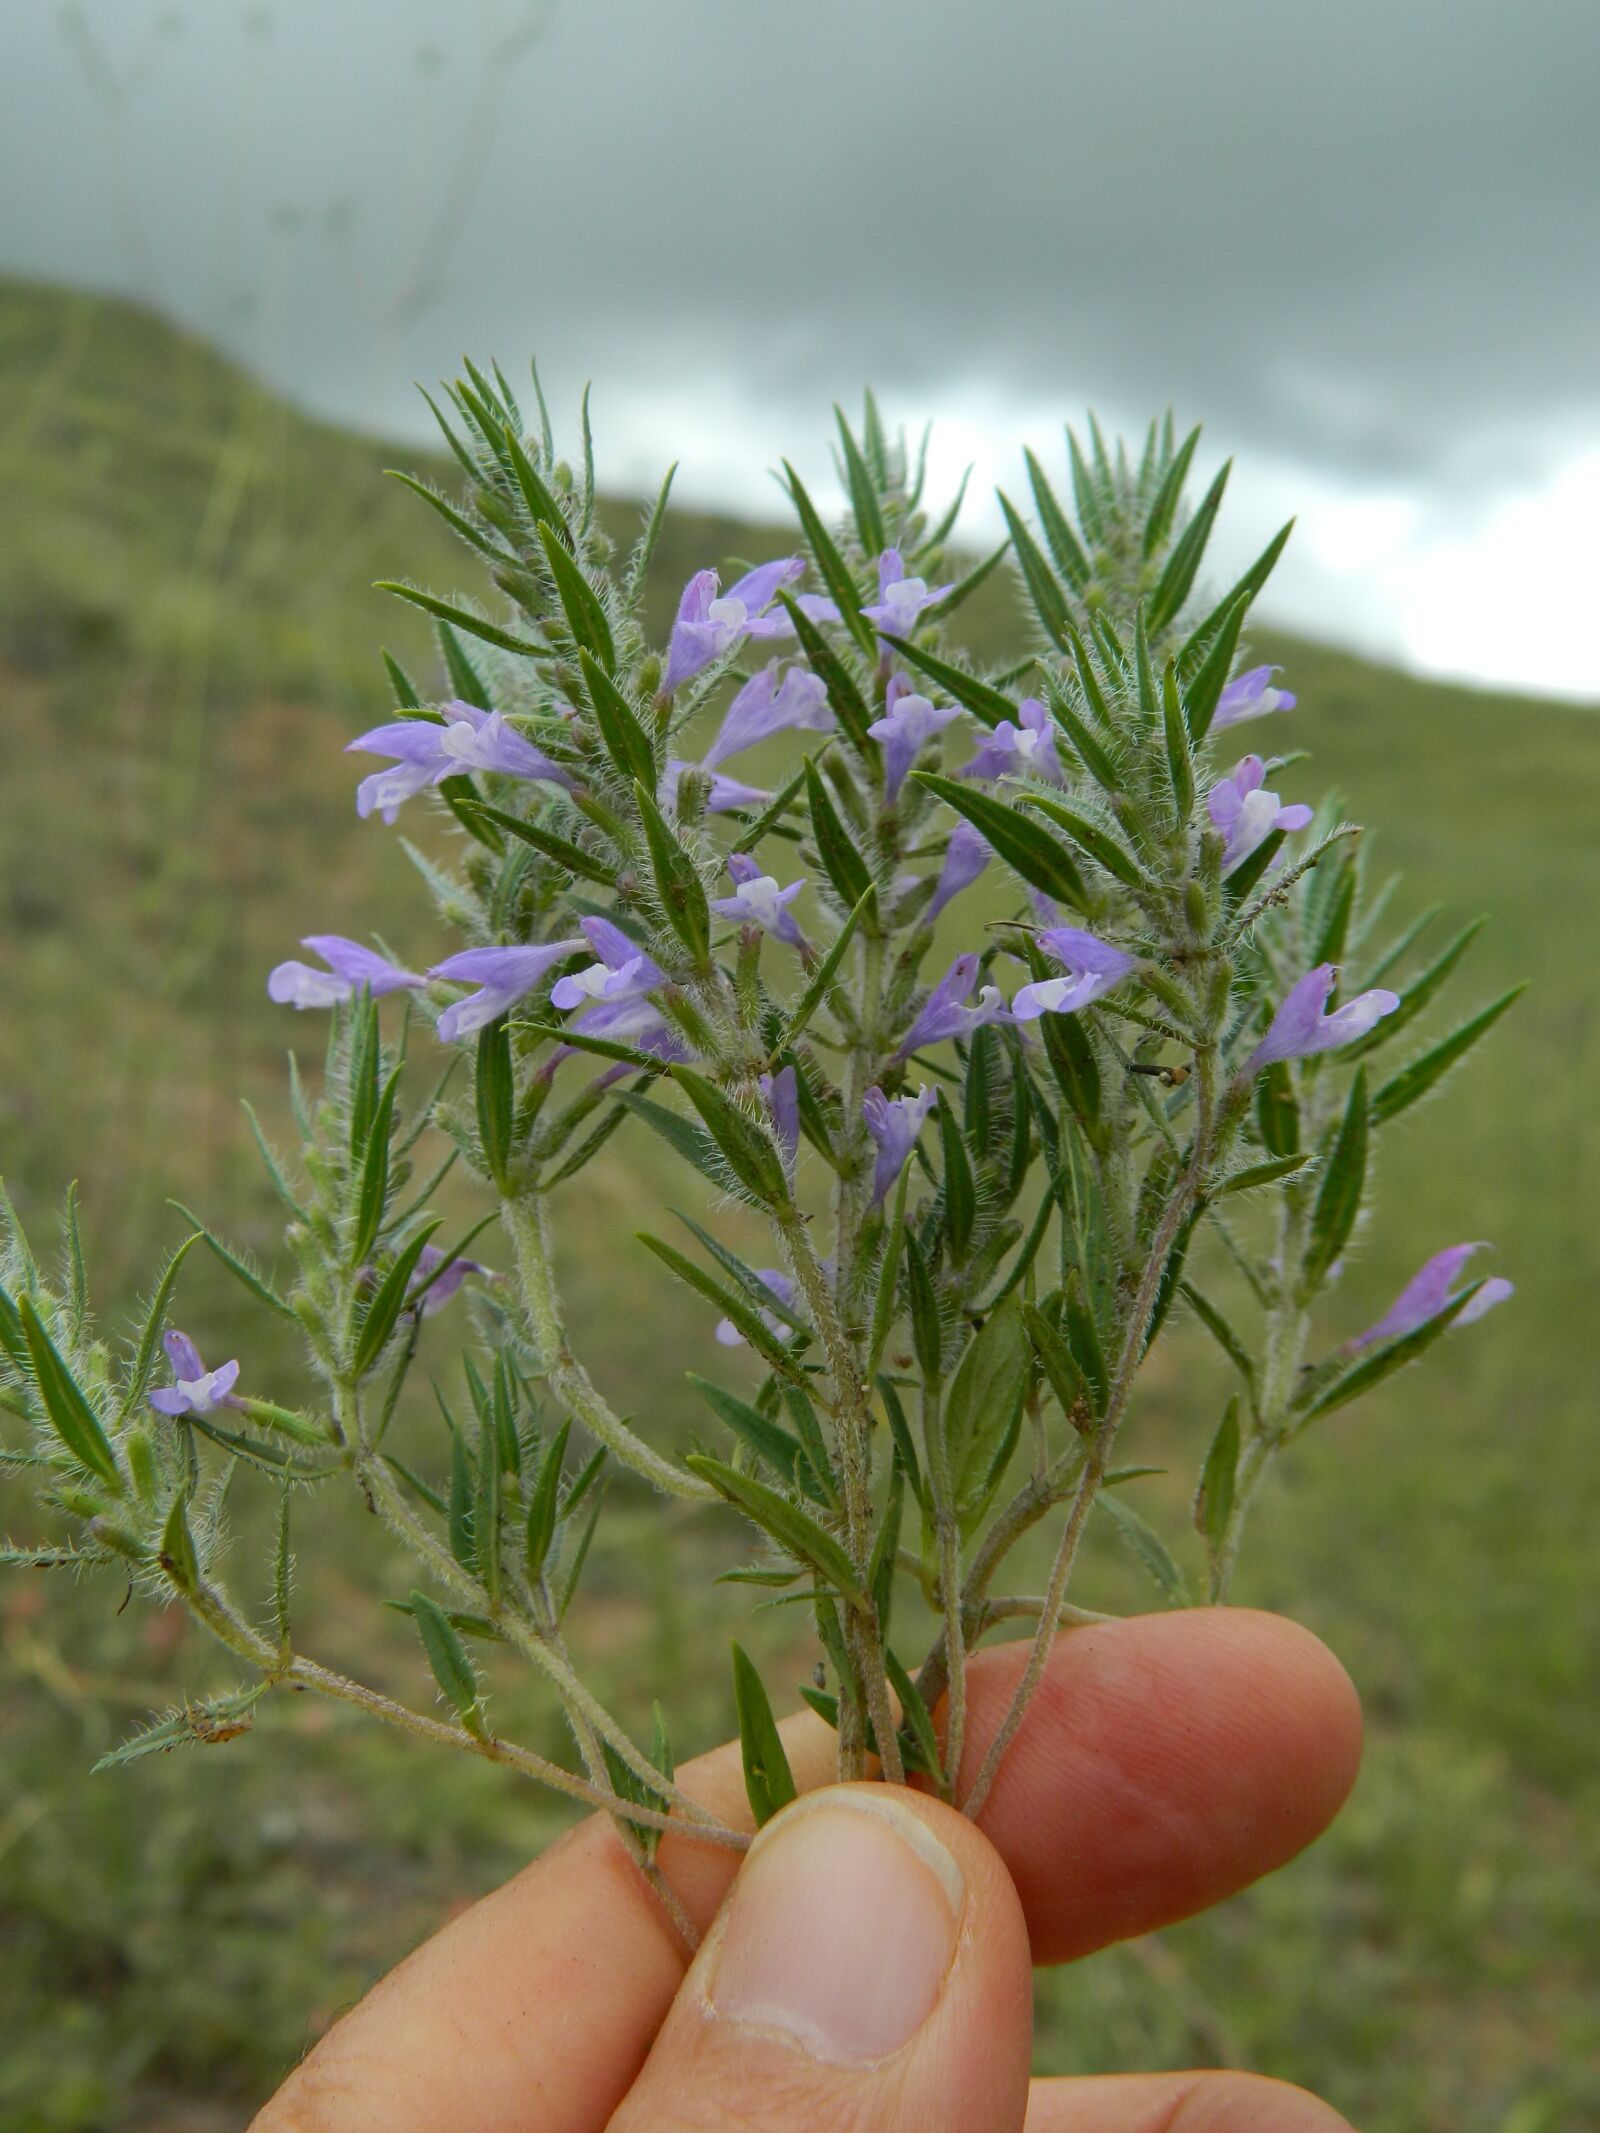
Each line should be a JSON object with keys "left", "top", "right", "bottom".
{"left": 476, "top": 1019, "right": 514, "bottom": 1190}
{"left": 803, "top": 759, "right": 873, "bottom": 910}
{"left": 669, "top": 1066, "right": 791, "bottom": 1207}
{"left": 1180, "top": 591, "right": 1250, "bottom": 743}
{"left": 352, "top": 1221, "right": 443, "bottom": 1376}
{"left": 916, "top": 773, "right": 1090, "bottom": 912}
{"left": 685, "top": 1455, "right": 864, "bottom": 1602}
{"left": 731, "top": 1642, "right": 799, "bottom": 1826}
{"left": 1299, "top": 1288, "right": 1482, "bottom": 1423}
{"left": 997, "top": 491, "right": 1072, "bottom": 647}
{"left": 776, "top": 594, "right": 873, "bottom": 752}
{"left": 353, "top": 1067, "right": 403, "bottom": 1264}
{"left": 1161, "top": 663, "right": 1195, "bottom": 824}
{"left": 525, "top": 1418, "right": 571, "bottom": 1578}
{"left": 687, "top": 1374, "right": 809, "bottom": 1493}
{"left": 783, "top": 884, "right": 874, "bottom": 1048}
{"left": 159, "top": 1489, "right": 199, "bottom": 1593}
{"left": 1024, "top": 447, "right": 1092, "bottom": 591}
{"left": 1142, "top": 423, "right": 1201, "bottom": 557}
{"left": 1348, "top": 918, "right": 1486, "bottom": 1056}
{"left": 1097, "top": 1490, "right": 1191, "bottom": 1606}
{"left": 1301, "top": 1069, "right": 1369, "bottom": 1292}
{"left": 782, "top": 461, "right": 872, "bottom": 653}
{"left": 411, "top": 1587, "right": 484, "bottom": 1735}
{"left": 374, "top": 582, "right": 546, "bottom": 658}
{"left": 633, "top": 777, "right": 711, "bottom": 964}
{"left": 835, "top": 407, "right": 886, "bottom": 557}
{"left": 937, "top": 1096, "right": 978, "bottom": 1259}
{"left": 580, "top": 649, "right": 655, "bottom": 789}
{"left": 1370, "top": 986, "right": 1525, "bottom": 1125}
{"left": 1018, "top": 791, "right": 1150, "bottom": 892}
{"left": 636, "top": 1234, "right": 809, "bottom": 1383}
{"left": 18, "top": 1297, "right": 120, "bottom": 1488}
{"left": 1194, "top": 1397, "right": 1241, "bottom": 1558}
{"left": 464, "top": 803, "right": 619, "bottom": 887}
{"left": 536, "top": 521, "right": 616, "bottom": 672}
{"left": 1146, "top": 459, "right": 1231, "bottom": 635}
{"left": 882, "top": 634, "right": 1017, "bottom": 729}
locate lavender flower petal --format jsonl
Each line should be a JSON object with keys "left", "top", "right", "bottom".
{"left": 759, "top": 1064, "right": 800, "bottom": 1176}
{"left": 925, "top": 818, "right": 992, "bottom": 922}
{"left": 663, "top": 559, "right": 805, "bottom": 691}
{"left": 863, "top": 1083, "right": 938, "bottom": 1205}
{"left": 1248, "top": 964, "right": 1401, "bottom": 1070}
{"left": 895, "top": 953, "right": 1010, "bottom": 1059}
{"left": 867, "top": 675, "right": 960, "bottom": 799}
{"left": 710, "top": 862, "right": 808, "bottom": 947}
{"left": 1350, "top": 1243, "right": 1514, "bottom": 1349}
{"left": 148, "top": 1334, "right": 241, "bottom": 1417}
{"left": 860, "top": 548, "right": 952, "bottom": 641}
{"left": 1010, "top": 926, "right": 1138, "bottom": 1020}
{"left": 714, "top": 1268, "right": 801, "bottom": 1348}
{"left": 431, "top": 939, "right": 585, "bottom": 1042}
{"left": 1207, "top": 755, "right": 1315, "bottom": 867}
{"left": 959, "top": 697, "right": 1062, "bottom": 784}
{"left": 268, "top": 936, "right": 425, "bottom": 1009}
{"left": 440, "top": 709, "right": 569, "bottom": 788}
{"left": 408, "top": 1244, "right": 491, "bottom": 1318}
{"left": 702, "top": 662, "right": 833, "bottom": 771}
{"left": 1212, "top": 665, "right": 1298, "bottom": 731}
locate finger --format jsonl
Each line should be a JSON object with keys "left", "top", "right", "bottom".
{"left": 253, "top": 1609, "right": 1359, "bottom": 2133}
{"left": 610, "top": 1784, "right": 1033, "bottom": 2133}
{"left": 1025, "top": 2070, "right": 1356, "bottom": 2129}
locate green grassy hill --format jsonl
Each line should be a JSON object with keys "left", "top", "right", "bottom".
{"left": 1, "top": 276, "right": 1596, "bottom": 2132}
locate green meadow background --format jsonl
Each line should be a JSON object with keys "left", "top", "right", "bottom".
{"left": 0, "top": 275, "right": 1596, "bottom": 2132}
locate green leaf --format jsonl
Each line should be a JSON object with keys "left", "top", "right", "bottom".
{"left": 1062, "top": 1270, "right": 1109, "bottom": 1412}
{"left": 866, "top": 1167, "right": 910, "bottom": 1382}
{"left": 1300, "top": 1289, "right": 1481, "bottom": 1422}
{"left": 524, "top": 1022, "right": 666, "bottom": 1073}
{"left": 475, "top": 1019, "right": 515, "bottom": 1190}
{"left": 614, "top": 1091, "right": 727, "bottom": 1190}
{"left": 1194, "top": 1397, "right": 1240, "bottom": 1556}
{"left": 881, "top": 634, "right": 1016, "bottom": 729}
{"left": 1302, "top": 1069, "right": 1369, "bottom": 1291}
{"left": 1161, "top": 663, "right": 1195, "bottom": 824}
{"left": 1146, "top": 460, "right": 1230, "bottom": 634}
{"left": 1097, "top": 1490, "right": 1191, "bottom": 1605}
{"left": 1181, "top": 593, "right": 1250, "bottom": 743}
{"left": 937, "top": 1095, "right": 977, "bottom": 1258}
{"left": 439, "top": 619, "right": 492, "bottom": 708}
{"left": 411, "top": 1587, "right": 483, "bottom": 1733}
{"left": 385, "top": 470, "right": 503, "bottom": 558}
{"left": 877, "top": 1376, "right": 926, "bottom": 1511}
{"left": 1025, "top": 1299, "right": 1084, "bottom": 1420}
{"left": 637, "top": 1235, "right": 808, "bottom": 1382}
{"left": 1348, "top": 919, "right": 1486, "bottom": 1056}
{"left": 674, "top": 1214, "right": 808, "bottom": 1332}
{"left": 1038, "top": 1004, "right": 1103, "bottom": 1132}
{"left": 783, "top": 884, "right": 874, "bottom": 1047}
{"left": 525, "top": 1418, "right": 571, "bottom": 1578}
{"left": 633, "top": 777, "right": 711, "bottom": 964}
{"left": 1041, "top": 671, "right": 1121, "bottom": 793}
{"left": 92, "top": 1686, "right": 267, "bottom": 1773}
{"left": 1017, "top": 792, "right": 1149, "bottom": 891}
{"left": 669, "top": 1067, "right": 790, "bottom": 1207}
{"left": 352, "top": 1222, "right": 442, "bottom": 1376}
{"left": 580, "top": 650, "right": 655, "bottom": 788}
{"left": 1370, "top": 986, "right": 1525, "bottom": 1125}
{"left": 997, "top": 491, "right": 1072, "bottom": 646}
{"left": 463, "top": 802, "right": 618, "bottom": 887}
{"left": 688, "top": 1374, "right": 809, "bottom": 1492}
{"left": 500, "top": 420, "right": 565, "bottom": 539}
{"left": 942, "top": 1294, "right": 1031, "bottom": 1512}
{"left": 375, "top": 582, "right": 545, "bottom": 658}
{"left": 536, "top": 521, "right": 616, "bottom": 671}
{"left": 776, "top": 595, "right": 873, "bottom": 752}
{"left": 803, "top": 761, "right": 873, "bottom": 910}
{"left": 883, "top": 1648, "right": 945, "bottom": 1783}
{"left": 1142, "top": 423, "right": 1201, "bottom": 557}
{"left": 119, "top": 1231, "right": 204, "bottom": 1420}
{"left": 1211, "top": 1153, "right": 1311, "bottom": 1198}
{"left": 1254, "top": 1060, "right": 1301, "bottom": 1157}
{"left": 1178, "top": 1284, "right": 1258, "bottom": 1407}
{"left": 835, "top": 406, "right": 886, "bottom": 556}
{"left": 158, "top": 1490, "right": 199, "bottom": 1592}
{"left": 915, "top": 773, "right": 1089, "bottom": 911}
{"left": 353, "top": 1067, "right": 403, "bottom": 1263}
{"left": 18, "top": 1298, "right": 119, "bottom": 1487}
{"left": 686, "top": 1456, "right": 863, "bottom": 1602}
{"left": 731, "top": 1642, "right": 799, "bottom": 1826}
{"left": 1177, "top": 523, "right": 1294, "bottom": 685}
{"left": 1024, "top": 447, "right": 1092, "bottom": 590}
{"left": 904, "top": 1231, "right": 944, "bottom": 1385}
{"left": 782, "top": 461, "right": 871, "bottom": 653}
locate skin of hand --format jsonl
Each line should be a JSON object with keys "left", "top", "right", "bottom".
{"left": 252, "top": 1609, "right": 1364, "bottom": 2132}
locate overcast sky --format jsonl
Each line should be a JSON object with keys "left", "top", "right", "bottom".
{"left": 3, "top": 0, "right": 1597, "bottom": 696}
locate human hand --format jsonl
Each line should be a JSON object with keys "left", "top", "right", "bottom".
{"left": 254, "top": 1609, "right": 1362, "bottom": 2131}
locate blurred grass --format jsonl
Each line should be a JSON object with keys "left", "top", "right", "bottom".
{"left": 0, "top": 275, "right": 1596, "bottom": 2131}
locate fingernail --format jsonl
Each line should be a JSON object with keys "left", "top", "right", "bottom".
{"left": 707, "top": 1791, "right": 964, "bottom": 2063}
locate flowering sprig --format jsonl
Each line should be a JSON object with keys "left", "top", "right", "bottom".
{"left": 0, "top": 377, "right": 1520, "bottom": 1911}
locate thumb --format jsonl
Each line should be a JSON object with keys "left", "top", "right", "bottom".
{"left": 608, "top": 1783, "right": 1033, "bottom": 2133}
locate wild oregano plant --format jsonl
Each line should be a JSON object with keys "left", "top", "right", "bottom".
{"left": 0, "top": 376, "right": 1519, "bottom": 1943}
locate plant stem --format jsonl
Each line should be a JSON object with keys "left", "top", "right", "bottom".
{"left": 503, "top": 1190, "right": 713, "bottom": 1501}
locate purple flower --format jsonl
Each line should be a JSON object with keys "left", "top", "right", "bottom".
{"left": 860, "top": 549, "right": 952, "bottom": 642}
{"left": 960, "top": 698, "right": 1063, "bottom": 784}
{"left": 925, "top": 818, "right": 992, "bottom": 923}
{"left": 868, "top": 674, "right": 960, "bottom": 799}
{"left": 549, "top": 915, "right": 666, "bottom": 1010}
{"left": 711, "top": 853, "right": 808, "bottom": 947}
{"left": 714, "top": 1267, "right": 801, "bottom": 1349}
{"left": 662, "top": 559, "right": 809, "bottom": 692}
{"left": 1348, "top": 1243, "right": 1514, "bottom": 1350}
{"left": 268, "top": 936, "right": 426, "bottom": 1010}
{"left": 1212, "top": 665, "right": 1297, "bottom": 732}
{"left": 148, "top": 1331, "right": 241, "bottom": 1418}
{"left": 702, "top": 662, "right": 833, "bottom": 771}
{"left": 347, "top": 701, "right": 562, "bottom": 821}
{"left": 895, "top": 952, "right": 1010, "bottom": 1060}
{"left": 759, "top": 1064, "right": 800, "bottom": 1176}
{"left": 438, "top": 708, "right": 569, "bottom": 788}
{"left": 408, "top": 1244, "right": 492, "bottom": 1318}
{"left": 863, "top": 1083, "right": 938, "bottom": 1206}
{"left": 661, "top": 759, "right": 772, "bottom": 817}
{"left": 1248, "top": 964, "right": 1400, "bottom": 1070}
{"left": 1207, "top": 756, "right": 1314, "bottom": 868}
{"left": 430, "top": 939, "right": 584, "bottom": 1042}
{"left": 1011, "top": 927, "right": 1138, "bottom": 1020}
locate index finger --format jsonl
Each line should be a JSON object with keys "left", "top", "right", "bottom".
{"left": 252, "top": 1608, "right": 1360, "bottom": 2133}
